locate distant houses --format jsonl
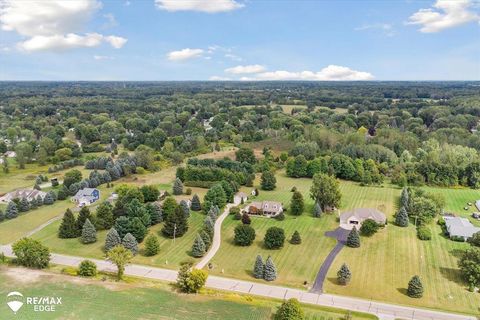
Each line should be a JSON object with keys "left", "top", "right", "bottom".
{"left": 0, "top": 189, "right": 47, "bottom": 203}
{"left": 244, "top": 200, "right": 283, "bottom": 217}
{"left": 444, "top": 216, "right": 480, "bottom": 241}
{"left": 234, "top": 192, "right": 248, "bottom": 205}
{"left": 72, "top": 188, "right": 100, "bottom": 207}
{"left": 339, "top": 208, "right": 387, "bottom": 230}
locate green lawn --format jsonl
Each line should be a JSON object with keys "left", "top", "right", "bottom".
{"left": 0, "top": 266, "right": 377, "bottom": 320}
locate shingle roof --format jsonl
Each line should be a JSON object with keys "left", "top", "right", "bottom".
{"left": 340, "top": 208, "right": 386, "bottom": 223}
{"left": 445, "top": 217, "right": 480, "bottom": 238}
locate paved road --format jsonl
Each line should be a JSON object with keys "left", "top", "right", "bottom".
{"left": 311, "top": 227, "right": 350, "bottom": 293}
{"left": 196, "top": 203, "right": 234, "bottom": 269}
{"left": 0, "top": 245, "right": 475, "bottom": 320}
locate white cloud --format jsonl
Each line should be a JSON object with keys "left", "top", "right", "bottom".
{"left": 155, "top": 0, "right": 243, "bottom": 13}
{"left": 167, "top": 48, "right": 204, "bottom": 61}
{"left": 407, "top": 0, "right": 479, "bottom": 33}
{"left": 209, "top": 76, "right": 231, "bottom": 80}
{"left": 355, "top": 23, "right": 395, "bottom": 37}
{"left": 103, "top": 13, "right": 118, "bottom": 28}
{"left": 225, "top": 53, "right": 242, "bottom": 61}
{"left": 94, "top": 55, "right": 113, "bottom": 60}
{"left": 225, "top": 64, "right": 266, "bottom": 74}
{"left": 0, "top": 0, "right": 127, "bottom": 52}
{"left": 248, "top": 65, "right": 374, "bottom": 81}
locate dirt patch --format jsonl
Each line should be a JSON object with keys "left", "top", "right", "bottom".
{"left": 2, "top": 266, "right": 46, "bottom": 283}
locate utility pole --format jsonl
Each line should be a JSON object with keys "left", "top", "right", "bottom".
{"left": 173, "top": 223, "right": 177, "bottom": 244}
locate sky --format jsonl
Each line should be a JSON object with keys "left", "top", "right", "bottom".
{"left": 0, "top": 0, "right": 479, "bottom": 81}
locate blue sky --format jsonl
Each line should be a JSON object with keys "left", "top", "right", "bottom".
{"left": 0, "top": 0, "right": 479, "bottom": 80}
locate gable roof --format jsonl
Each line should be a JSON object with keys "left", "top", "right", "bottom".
{"left": 340, "top": 208, "right": 386, "bottom": 223}
{"left": 249, "top": 200, "right": 282, "bottom": 213}
{"left": 445, "top": 217, "right": 480, "bottom": 238}
{"left": 73, "top": 188, "right": 99, "bottom": 200}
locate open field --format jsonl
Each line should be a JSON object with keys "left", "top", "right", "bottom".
{"left": 0, "top": 266, "right": 377, "bottom": 320}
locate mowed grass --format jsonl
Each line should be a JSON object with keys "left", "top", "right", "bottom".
{"left": 0, "top": 267, "right": 377, "bottom": 320}
{"left": 32, "top": 211, "right": 206, "bottom": 270}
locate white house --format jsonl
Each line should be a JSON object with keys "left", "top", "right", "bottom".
{"left": 72, "top": 188, "right": 100, "bottom": 207}
{"left": 444, "top": 216, "right": 480, "bottom": 241}
{"left": 0, "top": 189, "right": 46, "bottom": 203}
{"left": 244, "top": 201, "right": 283, "bottom": 217}
{"left": 339, "top": 208, "right": 387, "bottom": 230}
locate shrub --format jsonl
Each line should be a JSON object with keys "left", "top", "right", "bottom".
{"left": 233, "top": 224, "right": 256, "bottom": 246}
{"left": 337, "top": 263, "right": 351, "bottom": 285}
{"left": 191, "top": 194, "right": 202, "bottom": 211}
{"left": 173, "top": 178, "right": 184, "bottom": 195}
{"left": 359, "top": 219, "right": 379, "bottom": 236}
{"left": 144, "top": 234, "right": 160, "bottom": 256}
{"left": 264, "top": 227, "right": 285, "bottom": 249}
{"left": 229, "top": 206, "right": 240, "bottom": 215}
{"left": 241, "top": 213, "right": 251, "bottom": 225}
{"left": 290, "top": 231, "right": 301, "bottom": 244}
{"left": 185, "top": 188, "right": 192, "bottom": 195}
{"left": 274, "top": 298, "right": 304, "bottom": 320}
{"left": 275, "top": 211, "right": 285, "bottom": 221}
{"left": 12, "top": 238, "right": 50, "bottom": 269}
{"left": 176, "top": 262, "right": 208, "bottom": 293}
{"left": 78, "top": 260, "right": 97, "bottom": 277}
{"left": 417, "top": 226, "right": 431, "bottom": 240}
{"left": 234, "top": 211, "right": 242, "bottom": 220}
{"left": 407, "top": 275, "right": 423, "bottom": 298}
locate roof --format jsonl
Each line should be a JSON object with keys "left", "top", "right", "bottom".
{"left": 340, "top": 208, "right": 386, "bottom": 223}
{"left": 249, "top": 200, "right": 282, "bottom": 213}
{"left": 73, "top": 188, "right": 99, "bottom": 200}
{"left": 235, "top": 192, "right": 248, "bottom": 198}
{"left": 0, "top": 189, "right": 46, "bottom": 201}
{"left": 445, "top": 217, "right": 480, "bottom": 238}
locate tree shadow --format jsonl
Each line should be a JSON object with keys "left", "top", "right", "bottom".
{"left": 396, "top": 287, "right": 408, "bottom": 296}
{"left": 450, "top": 248, "right": 465, "bottom": 259}
{"left": 439, "top": 267, "right": 465, "bottom": 286}
{"left": 327, "top": 277, "right": 339, "bottom": 285}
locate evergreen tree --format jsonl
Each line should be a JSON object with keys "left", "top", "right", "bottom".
{"left": 337, "top": 263, "right": 351, "bottom": 285}
{"left": 191, "top": 234, "right": 206, "bottom": 257}
{"left": 395, "top": 206, "right": 409, "bottom": 227}
{"left": 141, "top": 211, "right": 151, "bottom": 227}
{"left": 122, "top": 233, "right": 139, "bottom": 255}
{"left": 208, "top": 206, "right": 218, "bottom": 221}
{"left": 58, "top": 209, "right": 77, "bottom": 238}
{"left": 0, "top": 209, "right": 4, "bottom": 222}
{"left": 203, "top": 184, "right": 227, "bottom": 213}
{"left": 179, "top": 200, "right": 190, "bottom": 218}
{"left": 191, "top": 194, "right": 202, "bottom": 211}
{"left": 146, "top": 202, "right": 163, "bottom": 225}
{"left": 274, "top": 298, "right": 305, "bottom": 320}
{"left": 290, "top": 191, "right": 304, "bottom": 216}
{"left": 75, "top": 207, "right": 92, "bottom": 236}
{"left": 162, "top": 205, "right": 188, "bottom": 238}
{"left": 43, "top": 192, "right": 54, "bottom": 205}
{"left": 35, "top": 195, "right": 43, "bottom": 207}
{"left": 346, "top": 226, "right": 360, "bottom": 248}
{"left": 95, "top": 202, "right": 114, "bottom": 230}
{"left": 114, "top": 216, "right": 131, "bottom": 239}
{"left": 29, "top": 199, "right": 37, "bottom": 210}
{"left": 253, "top": 255, "right": 264, "bottom": 279}
{"left": 18, "top": 197, "right": 30, "bottom": 212}
{"left": 401, "top": 187, "right": 409, "bottom": 209}
{"left": 144, "top": 234, "right": 160, "bottom": 256}
{"left": 242, "top": 213, "right": 251, "bottom": 225}
{"left": 126, "top": 198, "right": 147, "bottom": 219}
{"left": 104, "top": 228, "right": 121, "bottom": 252}
{"left": 128, "top": 217, "right": 147, "bottom": 242}
{"left": 162, "top": 196, "right": 178, "bottom": 218}
{"left": 57, "top": 188, "right": 67, "bottom": 200}
{"left": 172, "top": 178, "right": 184, "bottom": 195}
{"left": 260, "top": 170, "right": 276, "bottom": 190}
{"left": 407, "top": 275, "right": 424, "bottom": 298}
{"left": 81, "top": 219, "right": 97, "bottom": 244}
{"left": 200, "top": 230, "right": 211, "bottom": 250}
{"left": 290, "top": 230, "right": 302, "bottom": 244}
{"left": 203, "top": 216, "right": 215, "bottom": 238}
{"left": 5, "top": 201, "right": 18, "bottom": 219}
{"left": 263, "top": 256, "right": 277, "bottom": 281}
{"left": 313, "top": 202, "right": 323, "bottom": 218}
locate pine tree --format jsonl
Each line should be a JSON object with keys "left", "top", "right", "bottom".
{"left": 407, "top": 275, "right": 423, "bottom": 298}
{"left": 208, "top": 206, "right": 218, "bottom": 221}
{"left": 346, "top": 226, "right": 360, "bottom": 248}
{"left": 95, "top": 202, "right": 114, "bottom": 230}
{"left": 200, "top": 230, "right": 211, "bottom": 250}
{"left": 172, "top": 178, "right": 183, "bottom": 195}
{"left": 35, "top": 195, "right": 43, "bottom": 207}
{"left": 263, "top": 256, "right": 277, "bottom": 281}
{"left": 5, "top": 201, "right": 18, "bottom": 219}
{"left": 203, "top": 216, "right": 215, "bottom": 239}
{"left": 313, "top": 202, "right": 323, "bottom": 218}
{"left": 43, "top": 192, "right": 54, "bottom": 205}
{"left": 114, "top": 216, "right": 131, "bottom": 239}
{"left": 76, "top": 207, "right": 92, "bottom": 236}
{"left": 104, "top": 228, "right": 121, "bottom": 252}
{"left": 144, "top": 234, "right": 160, "bottom": 256}
{"left": 18, "top": 197, "right": 30, "bottom": 212}
{"left": 0, "top": 209, "right": 4, "bottom": 222}
{"left": 141, "top": 211, "right": 151, "bottom": 227}
{"left": 81, "top": 219, "right": 97, "bottom": 244}
{"left": 191, "top": 234, "right": 206, "bottom": 257}
{"left": 58, "top": 209, "right": 77, "bottom": 238}
{"left": 337, "top": 263, "right": 351, "bottom": 285}
{"left": 290, "top": 230, "right": 301, "bottom": 244}
{"left": 395, "top": 206, "right": 409, "bottom": 227}
{"left": 401, "top": 187, "right": 409, "bottom": 209}
{"left": 253, "top": 255, "right": 264, "bottom": 279}
{"left": 290, "top": 191, "right": 304, "bottom": 216}
{"left": 146, "top": 202, "right": 163, "bottom": 225}
{"left": 179, "top": 200, "right": 190, "bottom": 218}
{"left": 29, "top": 199, "right": 37, "bottom": 210}
{"left": 162, "top": 205, "right": 188, "bottom": 238}
{"left": 128, "top": 217, "right": 147, "bottom": 242}
{"left": 122, "top": 233, "right": 139, "bottom": 255}
{"left": 191, "top": 194, "right": 201, "bottom": 211}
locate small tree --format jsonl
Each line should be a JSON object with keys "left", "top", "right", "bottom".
{"left": 0, "top": 209, "right": 4, "bottom": 222}
{"left": 234, "top": 224, "right": 256, "bottom": 246}
{"left": 179, "top": 200, "right": 190, "bottom": 218}
{"left": 407, "top": 275, "right": 424, "bottom": 298}
{"left": 274, "top": 298, "right": 305, "bottom": 320}
{"left": 122, "top": 233, "right": 139, "bottom": 255}
{"left": 241, "top": 213, "right": 251, "bottom": 225}
{"left": 253, "top": 255, "right": 264, "bottom": 279}
{"left": 147, "top": 202, "right": 163, "bottom": 225}
{"left": 203, "top": 216, "right": 215, "bottom": 239}
{"left": 359, "top": 219, "right": 379, "bottom": 236}
{"left": 81, "top": 219, "right": 97, "bottom": 244}
{"left": 43, "top": 192, "right": 54, "bottom": 205}
{"left": 395, "top": 206, "right": 409, "bottom": 227}
{"left": 176, "top": 262, "right": 208, "bottom": 293}
{"left": 470, "top": 231, "right": 480, "bottom": 247}
{"left": 260, "top": 170, "right": 276, "bottom": 190}
{"left": 75, "top": 207, "right": 92, "bottom": 236}
{"left": 191, "top": 194, "right": 202, "bottom": 211}
{"left": 290, "top": 230, "right": 301, "bottom": 244}
{"left": 313, "top": 202, "right": 322, "bottom": 218}
{"left": 400, "top": 187, "right": 409, "bottom": 209}
{"left": 12, "top": 237, "right": 50, "bottom": 269}
{"left": 337, "top": 263, "right": 351, "bottom": 285}
{"left": 290, "top": 191, "right": 304, "bottom": 216}
{"left": 162, "top": 196, "right": 178, "bottom": 218}
{"left": 200, "top": 230, "right": 211, "bottom": 250}
{"left": 264, "top": 227, "right": 285, "bottom": 249}
{"left": 18, "top": 197, "right": 30, "bottom": 212}
{"left": 105, "top": 228, "right": 121, "bottom": 252}
{"left": 191, "top": 234, "right": 206, "bottom": 258}
{"left": 162, "top": 205, "right": 188, "bottom": 238}
{"left": 78, "top": 260, "right": 97, "bottom": 277}
{"left": 263, "top": 256, "right": 277, "bottom": 281}
{"left": 173, "top": 178, "right": 184, "bottom": 195}
{"left": 95, "top": 201, "right": 114, "bottom": 230}
{"left": 346, "top": 227, "right": 360, "bottom": 248}
{"left": 128, "top": 217, "right": 147, "bottom": 242}
{"left": 107, "top": 245, "right": 132, "bottom": 280}
{"left": 5, "top": 201, "right": 18, "bottom": 219}
{"left": 58, "top": 209, "right": 77, "bottom": 238}
{"left": 144, "top": 234, "right": 160, "bottom": 256}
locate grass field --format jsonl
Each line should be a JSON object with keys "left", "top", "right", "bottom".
{"left": 0, "top": 266, "right": 377, "bottom": 320}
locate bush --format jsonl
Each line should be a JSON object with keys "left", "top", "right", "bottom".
{"left": 12, "top": 238, "right": 50, "bottom": 269}
{"left": 274, "top": 298, "right": 304, "bottom": 320}
{"left": 290, "top": 231, "right": 301, "bottom": 244}
{"left": 337, "top": 263, "right": 351, "bottom": 285}
{"left": 144, "top": 234, "right": 160, "bottom": 256}
{"left": 417, "top": 226, "right": 431, "bottom": 240}
{"left": 176, "top": 262, "right": 208, "bottom": 293}
{"left": 234, "top": 211, "right": 242, "bottom": 220}
{"left": 275, "top": 212, "right": 285, "bottom": 221}
{"left": 359, "top": 219, "right": 379, "bottom": 236}
{"left": 264, "top": 227, "right": 285, "bottom": 249}
{"left": 233, "top": 224, "right": 256, "bottom": 246}
{"left": 78, "top": 260, "right": 97, "bottom": 277}
{"left": 229, "top": 206, "right": 240, "bottom": 215}
{"left": 241, "top": 213, "right": 251, "bottom": 225}
{"left": 407, "top": 275, "right": 423, "bottom": 298}
{"left": 346, "top": 227, "right": 360, "bottom": 248}
{"left": 185, "top": 188, "right": 192, "bottom": 195}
